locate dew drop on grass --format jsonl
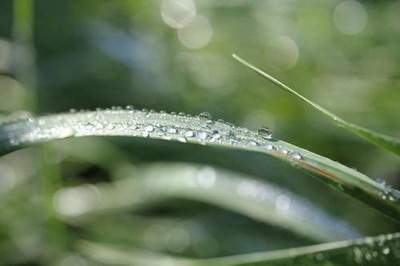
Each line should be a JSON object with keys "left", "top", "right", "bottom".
{"left": 281, "top": 148, "right": 289, "bottom": 155}
{"left": 198, "top": 131, "right": 208, "bottom": 140}
{"left": 247, "top": 140, "right": 258, "bottom": 146}
{"left": 290, "top": 152, "right": 303, "bottom": 160}
{"left": 210, "top": 130, "right": 221, "bottom": 142}
{"left": 58, "top": 127, "right": 76, "bottom": 138}
{"left": 177, "top": 137, "right": 187, "bottom": 143}
{"left": 144, "top": 125, "right": 154, "bottom": 133}
{"left": 258, "top": 127, "right": 272, "bottom": 139}
{"left": 198, "top": 112, "right": 212, "bottom": 120}
{"left": 265, "top": 144, "right": 275, "bottom": 151}
{"left": 382, "top": 247, "right": 390, "bottom": 255}
{"left": 184, "top": 130, "right": 195, "bottom": 138}
{"left": 167, "top": 127, "right": 178, "bottom": 134}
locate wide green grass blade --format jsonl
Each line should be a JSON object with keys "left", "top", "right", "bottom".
{"left": 78, "top": 232, "right": 400, "bottom": 266}
{"left": 232, "top": 54, "right": 400, "bottom": 157}
{"left": 53, "top": 163, "right": 360, "bottom": 242}
{"left": 0, "top": 109, "right": 399, "bottom": 221}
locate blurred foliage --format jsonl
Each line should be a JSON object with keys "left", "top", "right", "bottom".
{"left": 0, "top": 0, "right": 400, "bottom": 265}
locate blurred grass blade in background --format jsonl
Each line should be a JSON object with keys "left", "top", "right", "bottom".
{"left": 1, "top": 109, "right": 400, "bottom": 221}
{"left": 53, "top": 163, "right": 360, "bottom": 242}
{"left": 79, "top": 232, "right": 400, "bottom": 266}
{"left": 232, "top": 54, "right": 400, "bottom": 157}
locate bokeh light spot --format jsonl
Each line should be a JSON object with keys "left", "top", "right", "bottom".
{"left": 161, "top": 0, "right": 196, "bottom": 29}
{"left": 333, "top": 1, "right": 367, "bottom": 35}
{"left": 177, "top": 15, "right": 213, "bottom": 50}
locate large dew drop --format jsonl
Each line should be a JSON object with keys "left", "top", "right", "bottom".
{"left": 258, "top": 127, "right": 273, "bottom": 139}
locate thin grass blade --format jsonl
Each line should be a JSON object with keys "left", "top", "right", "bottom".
{"left": 232, "top": 54, "right": 400, "bottom": 157}
{"left": 79, "top": 232, "right": 400, "bottom": 266}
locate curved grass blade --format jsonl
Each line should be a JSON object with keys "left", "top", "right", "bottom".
{"left": 53, "top": 163, "right": 360, "bottom": 242}
{"left": 209, "top": 232, "right": 400, "bottom": 266}
{"left": 78, "top": 240, "right": 197, "bottom": 266}
{"left": 0, "top": 109, "right": 399, "bottom": 221}
{"left": 82, "top": 214, "right": 313, "bottom": 256}
{"left": 232, "top": 54, "right": 400, "bottom": 157}
{"left": 78, "top": 232, "right": 400, "bottom": 266}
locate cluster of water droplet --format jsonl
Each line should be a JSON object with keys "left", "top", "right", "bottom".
{"left": 377, "top": 179, "right": 400, "bottom": 203}
{"left": 2, "top": 107, "right": 304, "bottom": 162}
{"left": 349, "top": 233, "right": 398, "bottom": 264}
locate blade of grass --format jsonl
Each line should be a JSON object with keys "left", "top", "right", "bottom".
{"left": 78, "top": 232, "right": 400, "bottom": 266}
{"left": 0, "top": 109, "right": 399, "bottom": 221}
{"left": 81, "top": 214, "right": 313, "bottom": 256}
{"left": 78, "top": 240, "right": 198, "bottom": 266}
{"left": 53, "top": 163, "right": 360, "bottom": 242}
{"left": 232, "top": 54, "right": 400, "bottom": 157}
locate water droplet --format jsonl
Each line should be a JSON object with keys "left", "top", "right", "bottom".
{"left": 247, "top": 140, "right": 259, "bottom": 146}
{"left": 258, "top": 127, "right": 272, "bottom": 139}
{"left": 144, "top": 125, "right": 154, "bottom": 132}
{"left": 184, "top": 130, "right": 195, "bottom": 138}
{"left": 353, "top": 247, "right": 363, "bottom": 264}
{"left": 225, "top": 122, "right": 235, "bottom": 128}
{"left": 210, "top": 130, "right": 221, "bottom": 142}
{"left": 106, "top": 123, "right": 115, "bottom": 130}
{"left": 290, "top": 152, "right": 303, "bottom": 160}
{"left": 265, "top": 144, "right": 275, "bottom": 150}
{"left": 198, "top": 112, "right": 212, "bottom": 120}
{"left": 58, "top": 127, "right": 76, "bottom": 138}
{"left": 281, "top": 149, "right": 289, "bottom": 155}
{"left": 198, "top": 131, "right": 208, "bottom": 140}
{"left": 177, "top": 137, "right": 187, "bottom": 143}
{"left": 382, "top": 247, "right": 390, "bottom": 255}
{"left": 167, "top": 127, "right": 177, "bottom": 134}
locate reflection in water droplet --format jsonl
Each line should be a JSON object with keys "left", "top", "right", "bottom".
{"left": 184, "top": 130, "right": 195, "bottom": 138}
{"left": 281, "top": 149, "right": 289, "bottom": 155}
{"left": 144, "top": 125, "right": 154, "bottom": 132}
{"left": 265, "top": 144, "right": 275, "bottom": 150}
{"left": 198, "top": 131, "right": 208, "bottom": 140}
{"left": 291, "top": 152, "right": 303, "bottom": 160}
{"left": 258, "top": 127, "right": 272, "bottom": 139}
{"left": 198, "top": 112, "right": 212, "bottom": 120}
{"left": 210, "top": 131, "right": 221, "bottom": 142}
{"left": 177, "top": 137, "right": 187, "bottom": 143}
{"left": 167, "top": 127, "right": 177, "bottom": 134}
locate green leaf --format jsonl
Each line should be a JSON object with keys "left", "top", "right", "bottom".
{"left": 232, "top": 54, "right": 400, "bottom": 157}
{"left": 78, "top": 232, "right": 400, "bottom": 266}
{"left": 0, "top": 109, "right": 399, "bottom": 221}
{"left": 53, "top": 163, "right": 360, "bottom": 242}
